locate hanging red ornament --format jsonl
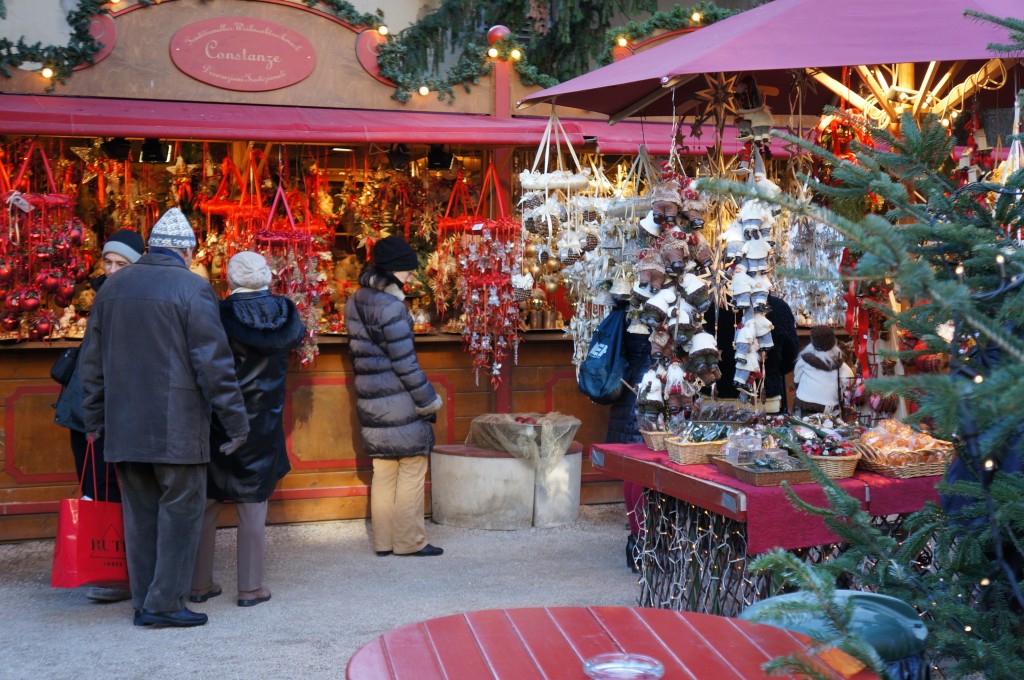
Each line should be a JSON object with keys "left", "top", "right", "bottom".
{"left": 20, "top": 289, "right": 41, "bottom": 312}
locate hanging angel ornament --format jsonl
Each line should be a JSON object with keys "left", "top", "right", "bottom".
{"left": 166, "top": 156, "right": 199, "bottom": 206}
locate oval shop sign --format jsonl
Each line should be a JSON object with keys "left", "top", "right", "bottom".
{"left": 170, "top": 17, "right": 316, "bottom": 92}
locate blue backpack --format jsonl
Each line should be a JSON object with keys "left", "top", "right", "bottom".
{"left": 578, "top": 307, "right": 627, "bottom": 405}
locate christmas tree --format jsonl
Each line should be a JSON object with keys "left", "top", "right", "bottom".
{"left": 700, "top": 13, "right": 1024, "bottom": 680}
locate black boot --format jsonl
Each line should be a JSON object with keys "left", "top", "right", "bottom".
{"left": 626, "top": 534, "right": 641, "bottom": 573}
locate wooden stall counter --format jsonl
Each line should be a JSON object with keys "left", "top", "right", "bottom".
{"left": 592, "top": 443, "right": 941, "bottom": 615}
{"left": 0, "top": 332, "right": 616, "bottom": 542}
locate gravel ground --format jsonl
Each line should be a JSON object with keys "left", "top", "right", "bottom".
{"left": 0, "top": 503, "right": 638, "bottom": 680}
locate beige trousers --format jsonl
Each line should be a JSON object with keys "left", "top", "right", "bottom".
{"left": 371, "top": 456, "right": 427, "bottom": 554}
{"left": 191, "top": 499, "right": 268, "bottom": 593}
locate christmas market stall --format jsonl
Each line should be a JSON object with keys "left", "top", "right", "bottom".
{"left": 520, "top": 0, "right": 1024, "bottom": 617}
{"left": 0, "top": 0, "right": 699, "bottom": 541}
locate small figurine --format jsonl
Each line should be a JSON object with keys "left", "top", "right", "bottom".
{"left": 750, "top": 274, "right": 772, "bottom": 310}
{"left": 730, "top": 264, "right": 754, "bottom": 308}
{"left": 686, "top": 331, "right": 722, "bottom": 385}
{"left": 637, "top": 367, "right": 665, "bottom": 414}
{"left": 793, "top": 325, "right": 855, "bottom": 417}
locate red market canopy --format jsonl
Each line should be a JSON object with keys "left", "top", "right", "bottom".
{"left": 520, "top": 0, "right": 1023, "bottom": 123}
{"left": 0, "top": 94, "right": 586, "bottom": 146}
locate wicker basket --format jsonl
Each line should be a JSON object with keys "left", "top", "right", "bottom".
{"left": 808, "top": 451, "right": 862, "bottom": 479}
{"left": 666, "top": 437, "right": 726, "bottom": 465}
{"left": 712, "top": 456, "right": 813, "bottom": 487}
{"left": 640, "top": 430, "right": 672, "bottom": 451}
{"left": 853, "top": 443, "right": 952, "bottom": 479}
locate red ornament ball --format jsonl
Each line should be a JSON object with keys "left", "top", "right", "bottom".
{"left": 487, "top": 25, "right": 511, "bottom": 45}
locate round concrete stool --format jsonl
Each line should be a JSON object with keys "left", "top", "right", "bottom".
{"left": 430, "top": 442, "right": 582, "bottom": 530}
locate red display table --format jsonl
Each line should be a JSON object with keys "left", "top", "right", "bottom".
{"left": 346, "top": 606, "right": 878, "bottom": 679}
{"left": 592, "top": 443, "right": 941, "bottom": 615}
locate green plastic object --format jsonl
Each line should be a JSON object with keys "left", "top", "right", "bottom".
{"left": 739, "top": 590, "right": 928, "bottom": 662}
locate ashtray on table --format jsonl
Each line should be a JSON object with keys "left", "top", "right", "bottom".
{"left": 583, "top": 652, "right": 664, "bottom": 679}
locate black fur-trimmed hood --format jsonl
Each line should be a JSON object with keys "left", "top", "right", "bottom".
{"left": 799, "top": 346, "right": 844, "bottom": 372}
{"left": 219, "top": 291, "right": 306, "bottom": 352}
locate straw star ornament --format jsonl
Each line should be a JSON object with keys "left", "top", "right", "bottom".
{"left": 694, "top": 72, "right": 739, "bottom": 127}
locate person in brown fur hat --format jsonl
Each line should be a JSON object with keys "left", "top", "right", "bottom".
{"left": 792, "top": 325, "right": 855, "bottom": 416}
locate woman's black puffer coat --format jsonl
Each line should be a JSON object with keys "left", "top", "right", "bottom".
{"left": 345, "top": 267, "right": 439, "bottom": 458}
{"left": 208, "top": 291, "right": 306, "bottom": 502}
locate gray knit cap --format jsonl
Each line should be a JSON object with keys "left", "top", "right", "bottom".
{"left": 148, "top": 208, "right": 197, "bottom": 249}
{"left": 101, "top": 229, "right": 145, "bottom": 264}
{"left": 227, "top": 251, "right": 272, "bottom": 291}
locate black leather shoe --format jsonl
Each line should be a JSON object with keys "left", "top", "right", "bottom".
{"left": 375, "top": 550, "right": 393, "bottom": 556}
{"left": 401, "top": 544, "right": 443, "bottom": 556}
{"left": 135, "top": 607, "right": 208, "bottom": 627}
{"left": 626, "top": 534, "right": 641, "bottom": 573}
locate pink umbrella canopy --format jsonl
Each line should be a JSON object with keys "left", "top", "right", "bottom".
{"left": 520, "top": 0, "right": 1023, "bottom": 121}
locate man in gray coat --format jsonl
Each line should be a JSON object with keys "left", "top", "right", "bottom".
{"left": 79, "top": 208, "right": 249, "bottom": 628}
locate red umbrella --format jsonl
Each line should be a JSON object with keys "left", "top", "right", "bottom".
{"left": 520, "top": 0, "right": 1023, "bottom": 124}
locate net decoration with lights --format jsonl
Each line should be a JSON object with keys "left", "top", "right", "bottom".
{"left": 458, "top": 164, "right": 522, "bottom": 388}
{"left": 628, "top": 173, "right": 724, "bottom": 429}
{"left": 0, "top": 140, "right": 89, "bottom": 341}
{"left": 253, "top": 180, "right": 329, "bottom": 365}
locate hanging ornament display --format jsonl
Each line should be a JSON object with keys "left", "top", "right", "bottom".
{"left": 516, "top": 110, "right": 592, "bottom": 338}
{"left": 253, "top": 180, "right": 329, "bottom": 365}
{"left": 458, "top": 163, "right": 521, "bottom": 388}
{"left": 0, "top": 140, "right": 88, "bottom": 341}
{"left": 625, "top": 165, "right": 724, "bottom": 429}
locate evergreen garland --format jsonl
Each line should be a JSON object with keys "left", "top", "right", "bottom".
{"left": 0, "top": 0, "right": 110, "bottom": 89}
{"left": 598, "top": 2, "right": 739, "bottom": 66}
{"left": 300, "top": 0, "right": 382, "bottom": 29}
{"left": 375, "top": 0, "right": 657, "bottom": 103}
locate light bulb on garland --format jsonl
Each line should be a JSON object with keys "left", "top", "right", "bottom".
{"left": 418, "top": 85, "right": 430, "bottom": 96}
{"left": 377, "top": 25, "right": 389, "bottom": 36}
{"left": 510, "top": 48, "right": 522, "bottom": 61}
{"left": 487, "top": 47, "right": 499, "bottom": 58}
{"left": 40, "top": 67, "right": 54, "bottom": 79}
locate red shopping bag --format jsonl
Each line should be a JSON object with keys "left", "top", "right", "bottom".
{"left": 50, "top": 442, "right": 128, "bottom": 588}
{"left": 50, "top": 498, "right": 128, "bottom": 587}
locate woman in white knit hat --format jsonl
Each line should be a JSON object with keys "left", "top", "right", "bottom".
{"left": 189, "top": 251, "right": 305, "bottom": 608}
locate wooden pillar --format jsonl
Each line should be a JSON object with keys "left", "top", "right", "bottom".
{"left": 493, "top": 58, "right": 514, "bottom": 413}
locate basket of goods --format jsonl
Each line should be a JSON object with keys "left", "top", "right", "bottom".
{"left": 666, "top": 422, "right": 729, "bottom": 465}
{"left": 854, "top": 419, "right": 954, "bottom": 478}
{"left": 799, "top": 439, "right": 861, "bottom": 479}
{"left": 640, "top": 430, "right": 672, "bottom": 451}
{"left": 713, "top": 449, "right": 813, "bottom": 487}
{"left": 768, "top": 415, "right": 864, "bottom": 479}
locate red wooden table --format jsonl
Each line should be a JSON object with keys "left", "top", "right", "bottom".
{"left": 346, "top": 606, "right": 878, "bottom": 679}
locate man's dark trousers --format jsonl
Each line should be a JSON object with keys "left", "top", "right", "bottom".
{"left": 116, "top": 462, "right": 206, "bottom": 613}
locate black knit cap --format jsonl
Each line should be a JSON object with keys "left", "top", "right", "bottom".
{"left": 372, "top": 235, "right": 418, "bottom": 272}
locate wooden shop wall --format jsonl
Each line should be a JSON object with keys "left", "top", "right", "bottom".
{"left": 0, "top": 337, "right": 614, "bottom": 542}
